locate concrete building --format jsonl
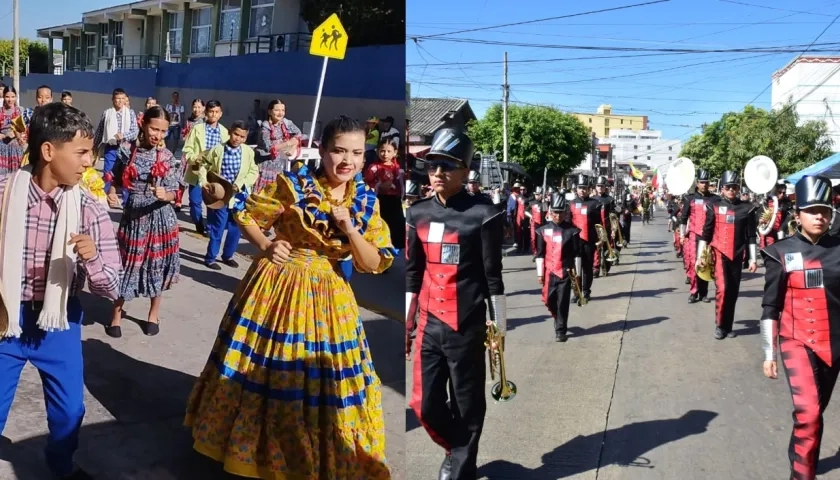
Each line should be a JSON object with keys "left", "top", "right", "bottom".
{"left": 771, "top": 55, "right": 840, "bottom": 151}
{"left": 601, "top": 129, "right": 681, "bottom": 172}
{"left": 571, "top": 104, "right": 648, "bottom": 138}
{"left": 407, "top": 97, "right": 476, "bottom": 155}
{"left": 37, "top": 0, "right": 310, "bottom": 73}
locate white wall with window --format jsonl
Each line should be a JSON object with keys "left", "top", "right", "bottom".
{"left": 85, "top": 33, "right": 96, "bottom": 67}
{"left": 191, "top": 7, "right": 212, "bottom": 55}
{"left": 123, "top": 19, "right": 143, "bottom": 56}
{"left": 99, "top": 23, "right": 109, "bottom": 57}
{"left": 219, "top": 0, "right": 241, "bottom": 41}
{"left": 250, "top": 0, "right": 274, "bottom": 38}
{"left": 167, "top": 11, "right": 183, "bottom": 61}
{"left": 600, "top": 129, "right": 682, "bottom": 171}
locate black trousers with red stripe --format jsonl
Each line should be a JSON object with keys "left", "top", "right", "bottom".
{"left": 545, "top": 274, "right": 572, "bottom": 335}
{"left": 410, "top": 314, "right": 487, "bottom": 480}
{"left": 712, "top": 249, "right": 742, "bottom": 332}
{"left": 780, "top": 339, "right": 840, "bottom": 480}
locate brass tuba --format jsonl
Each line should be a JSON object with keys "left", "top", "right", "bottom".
{"left": 609, "top": 212, "right": 624, "bottom": 246}
{"left": 485, "top": 321, "right": 516, "bottom": 401}
{"left": 595, "top": 224, "right": 618, "bottom": 263}
{"left": 569, "top": 267, "right": 587, "bottom": 306}
{"left": 744, "top": 155, "right": 779, "bottom": 236}
{"left": 695, "top": 244, "right": 714, "bottom": 282}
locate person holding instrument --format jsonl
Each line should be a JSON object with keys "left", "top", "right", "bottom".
{"left": 535, "top": 192, "right": 583, "bottom": 343}
{"left": 406, "top": 127, "right": 506, "bottom": 480}
{"left": 760, "top": 174, "right": 840, "bottom": 480}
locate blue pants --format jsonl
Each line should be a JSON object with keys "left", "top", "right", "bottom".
{"left": 206, "top": 207, "right": 241, "bottom": 263}
{"left": 188, "top": 184, "right": 204, "bottom": 227}
{"left": 0, "top": 298, "right": 85, "bottom": 477}
{"left": 102, "top": 145, "right": 119, "bottom": 193}
{"left": 165, "top": 126, "right": 180, "bottom": 155}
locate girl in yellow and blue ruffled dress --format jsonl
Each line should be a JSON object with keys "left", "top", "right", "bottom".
{"left": 185, "top": 116, "right": 395, "bottom": 479}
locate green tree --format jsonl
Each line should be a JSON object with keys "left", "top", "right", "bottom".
{"left": 0, "top": 39, "right": 50, "bottom": 76}
{"left": 468, "top": 103, "right": 592, "bottom": 180}
{"left": 680, "top": 104, "right": 832, "bottom": 178}
{"left": 301, "top": 0, "right": 404, "bottom": 47}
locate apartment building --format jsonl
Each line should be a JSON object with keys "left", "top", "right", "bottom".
{"left": 37, "top": 0, "right": 311, "bottom": 73}
{"left": 571, "top": 104, "right": 648, "bottom": 138}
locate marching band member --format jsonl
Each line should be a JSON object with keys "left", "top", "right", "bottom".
{"left": 526, "top": 186, "right": 546, "bottom": 259}
{"left": 466, "top": 170, "right": 492, "bottom": 201}
{"left": 535, "top": 192, "right": 582, "bottom": 342}
{"left": 617, "top": 186, "right": 634, "bottom": 246}
{"left": 514, "top": 184, "right": 531, "bottom": 254}
{"left": 697, "top": 170, "right": 758, "bottom": 339}
{"left": 760, "top": 174, "right": 840, "bottom": 480}
{"left": 406, "top": 128, "right": 506, "bottom": 480}
{"left": 680, "top": 169, "right": 718, "bottom": 303}
{"left": 592, "top": 176, "right": 616, "bottom": 276}
{"left": 666, "top": 193, "right": 683, "bottom": 258}
{"left": 762, "top": 180, "right": 793, "bottom": 247}
{"left": 405, "top": 179, "right": 420, "bottom": 210}
{"left": 569, "top": 174, "right": 602, "bottom": 302}
{"left": 830, "top": 184, "right": 840, "bottom": 237}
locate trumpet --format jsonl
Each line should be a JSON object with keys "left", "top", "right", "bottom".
{"left": 609, "top": 212, "right": 624, "bottom": 248}
{"left": 485, "top": 321, "right": 516, "bottom": 402}
{"left": 786, "top": 216, "right": 797, "bottom": 236}
{"left": 11, "top": 116, "right": 26, "bottom": 134}
{"left": 569, "top": 267, "right": 587, "bottom": 306}
{"left": 695, "top": 244, "right": 714, "bottom": 282}
{"left": 595, "top": 224, "right": 618, "bottom": 263}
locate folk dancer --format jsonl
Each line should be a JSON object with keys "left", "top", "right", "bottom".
{"left": 535, "top": 192, "right": 582, "bottom": 342}
{"left": 198, "top": 120, "right": 258, "bottom": 270}
{"left": 696, "top": 170, "right": 758, "bottom": 340}
{"left": 666, "top": 194, "right": 683, "bottom": 258}
{"left": 406, "top": 128, "right": 506, "bottom": 480}
{"left": 760, "top": 174, "right": 840, "bottom": 480}
{"left": 526, "top": 186, "right": 546, "bottom": 259}
{"left": 107, "top": 106, "right": 181, "bottom": 338}
{"left": 182, "top": 100, "right": 227, "bottom": 236}
{"left": 365, "top": 138, "right": 405, "bottom": 252}
{"left": 569, "top": 174, "right": 602, "bottom": 302}
{"left": 592, "top": 176, "right": 616, "bottom": 275}
{"left": 0, "top": 103, "right": 122, "bottom": 480}
{"left": 256, "top": 99, "right": 302, "bottom": 194}
{"left": 93, "top": 88, "right": 138, "bottom": 209}
{"left": 680, "top": 168, "right": 718, "bottom": 303}
{"left": 0, "top": 86, "right": 27, "bottom": 175}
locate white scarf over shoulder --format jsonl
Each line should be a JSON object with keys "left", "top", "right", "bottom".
{"left": 102, "top": 107, "right": 128, "bottom": 146}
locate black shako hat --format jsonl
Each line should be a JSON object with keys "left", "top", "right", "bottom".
{"left": 720, "top": 170, "right": 740, "bottom": 187}
{"left": 595, "top": 175, "right": 608, "bottom": 186}
{"left": 467, "top": 170, "right": 480, "bottom": 183}
{"left": 697, "top": 169, "right": 711, "bottom": 182}
{"left": 405, "top": 180, "right": 420, "bottom": 197}
{"left": 549, "top": 192, "right": 569, "bottom": 211}
{"left": 426, "top": 128, "right": 475, "bottom": 168}
{"left": 574, "top": 174, "right": 590, "bottom": 188}
{"left": 795, "top": 175, "right": 832, "bottom": 210}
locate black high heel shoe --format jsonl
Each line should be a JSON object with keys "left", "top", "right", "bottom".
{"left": 105, "top": 325, "right": 122, "bottom": 338}
{"left": 143, "top": 320, "right": 160, "bottom": 336}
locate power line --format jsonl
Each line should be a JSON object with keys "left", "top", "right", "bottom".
{"left": 718, "top": 0, "right": 838, "bottom": 18}
{"left": 410, "top": 0, "right": 671, "bottom": 40}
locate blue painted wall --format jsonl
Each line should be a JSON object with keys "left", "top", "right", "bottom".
{"left": 8, "top": 45, "right": 404, "bottom": 101}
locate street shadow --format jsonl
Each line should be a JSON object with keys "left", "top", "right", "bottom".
{"left": 509, "top": 288, "right": 541, "bottom": 297}
{"left": 606, "top": 268, "right": 670, "bottom": 277}
{"left": 818, "top": 447, "right": 840, "bottom": 475}
{"left": 507, "top": 315, "right": 548, "bottom": 331}
{"left": 634, "top": 251, "right": 665, "bottom": 257}
{"left": 503, "top": 267, "right": 536, "bottom": 274}
{"left": 364, "top": 318, "right": 405, "bottom": 394}
{"left": 733, "top": 319, "right": 759, "bottom": 336}
{"left": 78, "top": 291, "right": 114, "bottom": 327}
{"left": 476, "top": 410, "right": 718, "bottom": 479}
{"left": 179, "top": 263, "right": 241, "bottom": 292}
{"left": 406, "top": 407, "right": 421, "bottom": 433}
{"left": 568, "top": 316, "right": 668, "bottom": 338}
{"left": 596, "top": 287, "right": 676, "bottom": 302}
{"left": 737, "top": 290, "right": 764, "bottom": 298}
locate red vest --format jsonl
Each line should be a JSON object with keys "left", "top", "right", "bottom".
{"left": 531, "top": 204, "right": 544, "bottom": 226}
{"left": 541, "top": 227, "right": 566, "bottom": 304}
{"left": 570, "top": 203, "right": 590, "bottom": 242}
{"left": 710, "top": 203, "right": 737, "bottom": 260}
{"left": 517, "top": 197, "right": 526, "bottom": 221}
{"left": 689, "top": 196, "right": 710, "bottom": 235}
{"left": 780, "top": 257, "right": 831, "bottom": 366}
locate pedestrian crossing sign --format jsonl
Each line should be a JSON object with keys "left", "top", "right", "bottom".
{"left": 310, "top": 14, "right": 348, "bottom": 60}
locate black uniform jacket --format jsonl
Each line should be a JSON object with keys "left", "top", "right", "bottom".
{"left": 761, "top": 232, "right": 840, "bottom": 366}
{"left": 534, "top": 220, "right": 582, "bottom": 280}
{"left": 701, "top": 196, "right": 757, "bottom": 261}
{"left": 680, "top": 191, "right": 719, "bottom": 235}
{"left": 406, "top": 190, "right": 505, "bottom": 331}
{"left": 570, "top": 196, "right": 603, "bottom": 244}
{"left": 592, "top": 194, "right": 616, "bottom": 234}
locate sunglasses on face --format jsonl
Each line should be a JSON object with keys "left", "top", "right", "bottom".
{"left": 723, "top": 185, "right": 740, "bottom": 191}
{"left": 426, "top": 160, "right": 464, "bottom": 173}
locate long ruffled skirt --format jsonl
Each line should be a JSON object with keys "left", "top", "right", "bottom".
{"left": 185, "top": 251, "right": 390, "bottom": 480}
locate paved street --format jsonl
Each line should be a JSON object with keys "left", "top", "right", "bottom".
{"left": 407, "top": 215, "right": 840, "bottom": 479}
{"left": 0, "top": 209, "right": 405, "bottom": 479}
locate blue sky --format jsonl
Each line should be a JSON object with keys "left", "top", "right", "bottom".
{"left": 407, "top": 0, "right": 840, "bottom": 142}
{"left": 0, "top": 0, "right": 116, "bottom": 41}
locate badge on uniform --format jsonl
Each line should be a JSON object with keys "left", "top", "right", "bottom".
{"left": 805, "top": 269, "right": 824, "bottom": 289}
{"left": 581, "top": 208, "right": 588, "bottom": 215}
{"left": 695, "top": 199, "right": 703, "bottom": 204}
{"left": 725, "top": 215, "right": 735, "bottom": 224}
{"left": 441, "top": 244, "right": 460, "bottom": 264}
{"left": 718, "top": 206, "right": 728, "bottom": 214}
{"left": 552, "top": 234, "right": 563, "bottom": 243}
{"left": 428, "top": 222, "right": 445, "bottom": 243}
{"left": 544, "top": 228, "right": 554, "bottom": 236}
{"left": 784, "top": 252, "right": 804, "bottom": 271}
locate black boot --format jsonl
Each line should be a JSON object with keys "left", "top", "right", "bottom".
{"left": 726, "top": 330, "right": 737, "bottom": 338}
{"left": 438, "top": 455, "right": 452, "bottom": 480}
{"left": 701, "top": 296, "right": 712, "bottom": 303}
{"left": 714, "top": 327, "right": 726, "bottom": 340}
{"left": 571, "top": 296, "right": 579, "bottom": 304}
{"left": 556, "top": 332, "right": 568, "bottom": 342}
{"left": 685, "top": 277, "right": 690, "bottom": 285}
{"left": 688, "top": 294, "right": 699, "bottom": 304}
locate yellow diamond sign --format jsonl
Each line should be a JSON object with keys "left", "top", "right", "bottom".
{"left": 310, "top": 13, "right": 348, "bottom": 60}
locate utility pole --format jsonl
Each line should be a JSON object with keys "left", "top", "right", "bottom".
{"left": 502, "top": 51, "right": 509, "bottom": 165}
{"left": 13, "top": 0, "right": 20, "bottom": 95}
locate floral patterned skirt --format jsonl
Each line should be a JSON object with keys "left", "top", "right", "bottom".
{"left": 184, "top": 251, "right": 389, "bottom": 480}
{"left": 255, "top": 159, "right": 286, "bottom": 195}
{"left": 0, "top": 141, "right": 24, "bottom": 176}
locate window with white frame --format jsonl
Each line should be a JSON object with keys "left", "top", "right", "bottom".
{"left": 219, "top": 0, "right": 241, "bottom": 41}
{"left": 73, "top": 36, "right": 81, "bottom": 68}
{"left": 85, "top": 34, "right": 96, "bottom": 65}
{"left": 110, "top": 21, "right": 124, "bottom": 56}
{"left": 191, "top": 8, "right": 212, "bottom": 54}
{"left": 168, "top": 12, "right": 183, "bottom": 56}
{"left": 99, "top": 23, "right": 109, "bottom": 56}
{"left": 249, "top": 0, "right": 274, "bottom": 38}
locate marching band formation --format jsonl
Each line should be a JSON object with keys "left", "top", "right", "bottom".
{"left": 406, "top": 126, "right": 840, "bottom": 480}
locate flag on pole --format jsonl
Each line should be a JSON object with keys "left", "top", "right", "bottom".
{"left": 628, "top": 163, "right": 644, "bottom": 180}
{"left": 651, "top": 168, "right": 661, "bottom": 189}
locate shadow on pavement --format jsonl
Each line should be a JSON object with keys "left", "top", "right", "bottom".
{"left": 406, "top": 407, "right": 421, "bottom": 433}
{"left": 606, "top": 268, "right": 670, "bottom": 277}
{"left": 733, "top": 319, "right": 759, "bottom": 336}
{"left": 179, "top": 263, "right": 240, "bottom": 292}
{"left": 508, "top": 288, "right": 541, "bottom": 297}
{"left": 568, "top": 316, "right": 668, "bottom": 338}
{"left": 596, "top": 287, "right": 676, "bottom": 302}
{"left": 477, "top": 410, "right": 718, "bottom": 479}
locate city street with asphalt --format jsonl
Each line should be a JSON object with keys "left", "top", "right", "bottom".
{"left": 407, "top": 215, "right": 840, "bottom": 480}
{"left": 0, "top": 207, "right": 405, "bottom": 480}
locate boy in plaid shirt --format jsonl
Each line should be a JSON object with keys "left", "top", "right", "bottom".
{"left": 199, "top": 120, "right": 258, "bottom": 270}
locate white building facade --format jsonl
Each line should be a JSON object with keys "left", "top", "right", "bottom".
{"left": 771, "top": 56, "right": 840, "bottom": 152}
{"left": 600, "top": 129, "right": 681, "bottom": 171}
